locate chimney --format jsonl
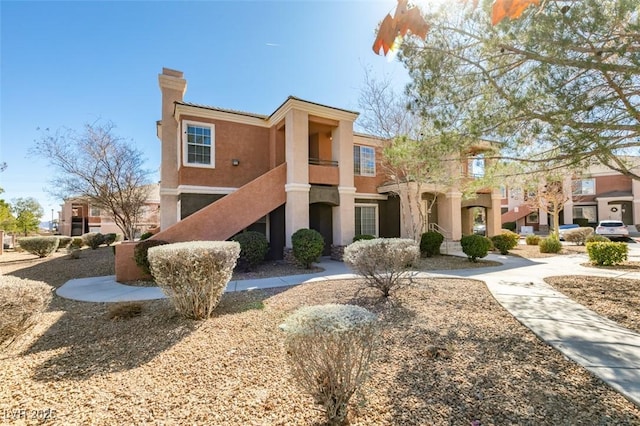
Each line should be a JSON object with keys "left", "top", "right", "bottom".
{"left": 158, "top": 68, "right": 187, "bottom": 229}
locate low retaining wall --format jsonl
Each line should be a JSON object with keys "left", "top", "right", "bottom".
{"left": 115, "top": 242, "right": 151, "bottom": 283}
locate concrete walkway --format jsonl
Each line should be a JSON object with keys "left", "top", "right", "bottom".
{"left": 56, "top": 245, "right": 640, "bottom": 408}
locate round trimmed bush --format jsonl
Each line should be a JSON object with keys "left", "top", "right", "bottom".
{"left": 231, "top": 231, "right": 269, "bottom": 271}
{"left": 148, "top": 241, "right": 240, "bottom": 319}
{"left": 420, "top": 231, "right": 444, "bottom": 257}
{"left": 134, "top": 239, "right": 169, "bottom": 275}
{"left": 56, "top": 236, "right": 73, "bottom": 251}
{"left": 82, "top": 232, "right": 105, "bottom": 249}
{"left": 586, "top": 234, "right": 610, "bottom": 243}
{"left": 280, "top": 304, "right": 378, "bottom": 425}
{"left": 460, "top": 234, "right": 492, "bottom": 262}
{"left": 525, "top": 234, "right": 540, "bottom": 245}
{"left": 291, "top": 228, "right": 325, "bottom": 268}
{"left": 0, "top": 276, "right": 52, "bottom": 347}
{"left": 539, "top": 237, "right": 562, "bottom": 254}
{"left": 491, "top": 232, "right": 519, "bottom": 255}
{"left": 18, "top": 236, "right": 59, "bottom": 258}
{"left": 139, "top": 231, "right": 153, "bottom": 241}
{"left": 344, "top": 238, "right": 420, "bottom": 297}
{"left": 103, "top": 233, "right": 118, "bottom": 246}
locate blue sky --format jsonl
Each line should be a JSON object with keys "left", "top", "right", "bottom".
{"left": 0, "top": 0, "right": 410, "bottom": 223}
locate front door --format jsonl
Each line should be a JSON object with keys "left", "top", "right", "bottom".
{"left": 608, "top": 204, "right": 622, "bottom": 221}
{"left": 309, "top": 203, "right": 333, "bottom": 256}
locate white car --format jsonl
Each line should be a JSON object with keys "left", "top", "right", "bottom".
{"left": 595, "top": 221, "right": 629, "bottom": 240}
{"left": 557, "top": 224, "right": 579, "bottom": 241}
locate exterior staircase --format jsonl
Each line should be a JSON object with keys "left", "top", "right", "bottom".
{"left": 153, "top": 163, "right": 287, "bottom": 243}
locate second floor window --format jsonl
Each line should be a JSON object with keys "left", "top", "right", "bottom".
{"left": 183, "top": 121, "right": 215, "bottom": 167}
{"left": 90, "top": 206, "right": 101, "bottom": 217}
{"left": 573, "top": 178, "right": 595, "bottom": 195}
{"left": 354, "top": 145, "right": 375, "bottom": 176}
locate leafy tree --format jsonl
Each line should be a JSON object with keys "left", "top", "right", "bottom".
{"left": 32, "top": 121, "right": 152, "bottom": 240}
{"left": 0, "top": 199, "right": 16, "bottom": 233}
{"left": 358, "top": 72, "right": 464, "bottom": 240}
{"left": 12, "top": 197, "right": 43, "bottom": 236}
{"left": 397, "top": 0, "right": 640, "bottom": 179}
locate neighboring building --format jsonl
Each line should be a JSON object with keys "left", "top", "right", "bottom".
{"left": 501, "top": 159, "right": 640, "bottom": 233}
{"left": 58, "top": 184, "right": 160, "bottom": 237}
{"left": 149, "top": 68, "right": 502, "bottom": 259}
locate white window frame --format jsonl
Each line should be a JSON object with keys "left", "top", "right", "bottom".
{"left": 354, "top": 145, "right": 375, "bottom": 177}
{"left": 182, "top": 120, "right": 215, "bottom": 168}
{"left": 90, "top": 206, "right": 101, "bottom": 217}
{"left": 355, "top": 203, "right": 379, "bottom": 237}
{"left": 573, "top": 178, "right": 595, "bottom": 195}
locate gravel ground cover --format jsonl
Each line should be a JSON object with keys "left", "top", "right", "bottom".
{"left": 1, "top": 244, "right": 640, "bottom": 424}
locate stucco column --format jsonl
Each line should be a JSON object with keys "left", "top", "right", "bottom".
{"left": 332, "top": 120, "right": 356, "bottom": 245}
{"left": 486, "top": 192, "right": 502, "bottom": 237}
{"left": 562, "top": 176, "right": 574, "bottom": 225}
{"left": 284, "top": 109, "right": 309, "bottom": 246}
{"left": 444, "top": 191, "right": 463, "bottom": 241}
{"left": 158, "top": 68, "right": 186, "bottom": 230}
{"left": 334, "top": 187, "right": 356, "bottom": 245}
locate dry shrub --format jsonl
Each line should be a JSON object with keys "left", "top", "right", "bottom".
{"left": 564, "top": 227, "right": 594, "bottom": 245}
{"left": 17, "top": 236, "right": 59, "bottom": 258}
{"left": 343, "top": 238, "right": 419, "bottom": 297}
{"left": 280, "top": 304, "right": 378, "bottom": 426}
{"left": 148, "top": 241, "right": 240, "bottom": 319}
{"left": 107, "top": 302, "right": 143, "bottom": 320}
{"left": 0, "top": 276, "right": 52, "bottom": 347}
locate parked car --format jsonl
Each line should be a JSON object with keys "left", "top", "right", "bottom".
{"left": 473, "top": 224, "right": 486, "bottom": 235}
{"left": 595, "top": 220, "right": 629, "bottom": 240}
{"left": 557, "top": 224, "right": 579, "bottom": 241}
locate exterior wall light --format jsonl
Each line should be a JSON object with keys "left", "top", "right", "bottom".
{"left": 232, "top": 159, "right": 240, "bottom": 166}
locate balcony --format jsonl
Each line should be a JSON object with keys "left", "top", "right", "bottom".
{"left": 309, "top": 157, "right": 339, "bottom": 185}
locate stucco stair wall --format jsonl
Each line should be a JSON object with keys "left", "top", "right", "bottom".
{"left": 115, "top": 163, "right": 287, "bottom": 282}
{"left": 153, "top": 163, "right": 287, "bottom": 243}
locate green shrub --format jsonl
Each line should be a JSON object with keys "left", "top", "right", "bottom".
{"left": 134, "top": 239, "right": 169, "bottom": 276}
{"left": 82, "top": 232, "right": 105, "bottom": 249}
{"left": 70, "top": 237, "right": 84, "bottom": 249}
{"left": 148, "top": 241, "right": 240, "bottom": 319}
{"left": 353, "top": 234, "right": 376, "bottom": 242}
{"left": 231, "top": 231, "right": 269, "bottom": 271}
{"left": 291, "top": 228, "right": 325, "bottom": 268}
{"left": 343, "top": 238, "right": 420, "bottom": 297}
{"left": 0, "top": 276, "right": 52, "bottom": 347}
{"left": 564, "top": 227, "right": 594, "bottom": 245}
{"left": 460, "top": 234, "right": 492, "bottom": 262}
{"left": 587, "top": 242, "right": 628, "bottom": 266}
{"left": 539, "top": 237, "right": 562, "bottom": 254}
{"left": 525, "top": 234, "right": 540, "bottom": 245}
{"left": 139, "top": 231, "right": 153, "bottom": 241}
{"left": 586, "top": 234, "right": 610, "bottom": 243}
{"left": 502, "top": 221, "right": 517, "bottom": 232}
{"left": 56, "top": 236, "right": 72, "bottom": 251}
{"left": 18, "top": 236, "right": 59, "bottom": 258}
{"left": 491, "top": 232, "right": 519, "bottom": 255}
{"left": 420, "top": 231, "right": 444, "bottom": 257}
{"left": 103, "top": 233, "right": 118, "bottom": 246}
{"left": 280, "top": 304, "right": 378, "bottom": 425}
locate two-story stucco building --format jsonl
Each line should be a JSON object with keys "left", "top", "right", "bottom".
{"left": 115, "top": 68, "right": 503, "bottom": 281}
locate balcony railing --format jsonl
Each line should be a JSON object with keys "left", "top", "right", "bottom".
{"left": 309, "top": 158, "right": 338, "bottom": 167}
